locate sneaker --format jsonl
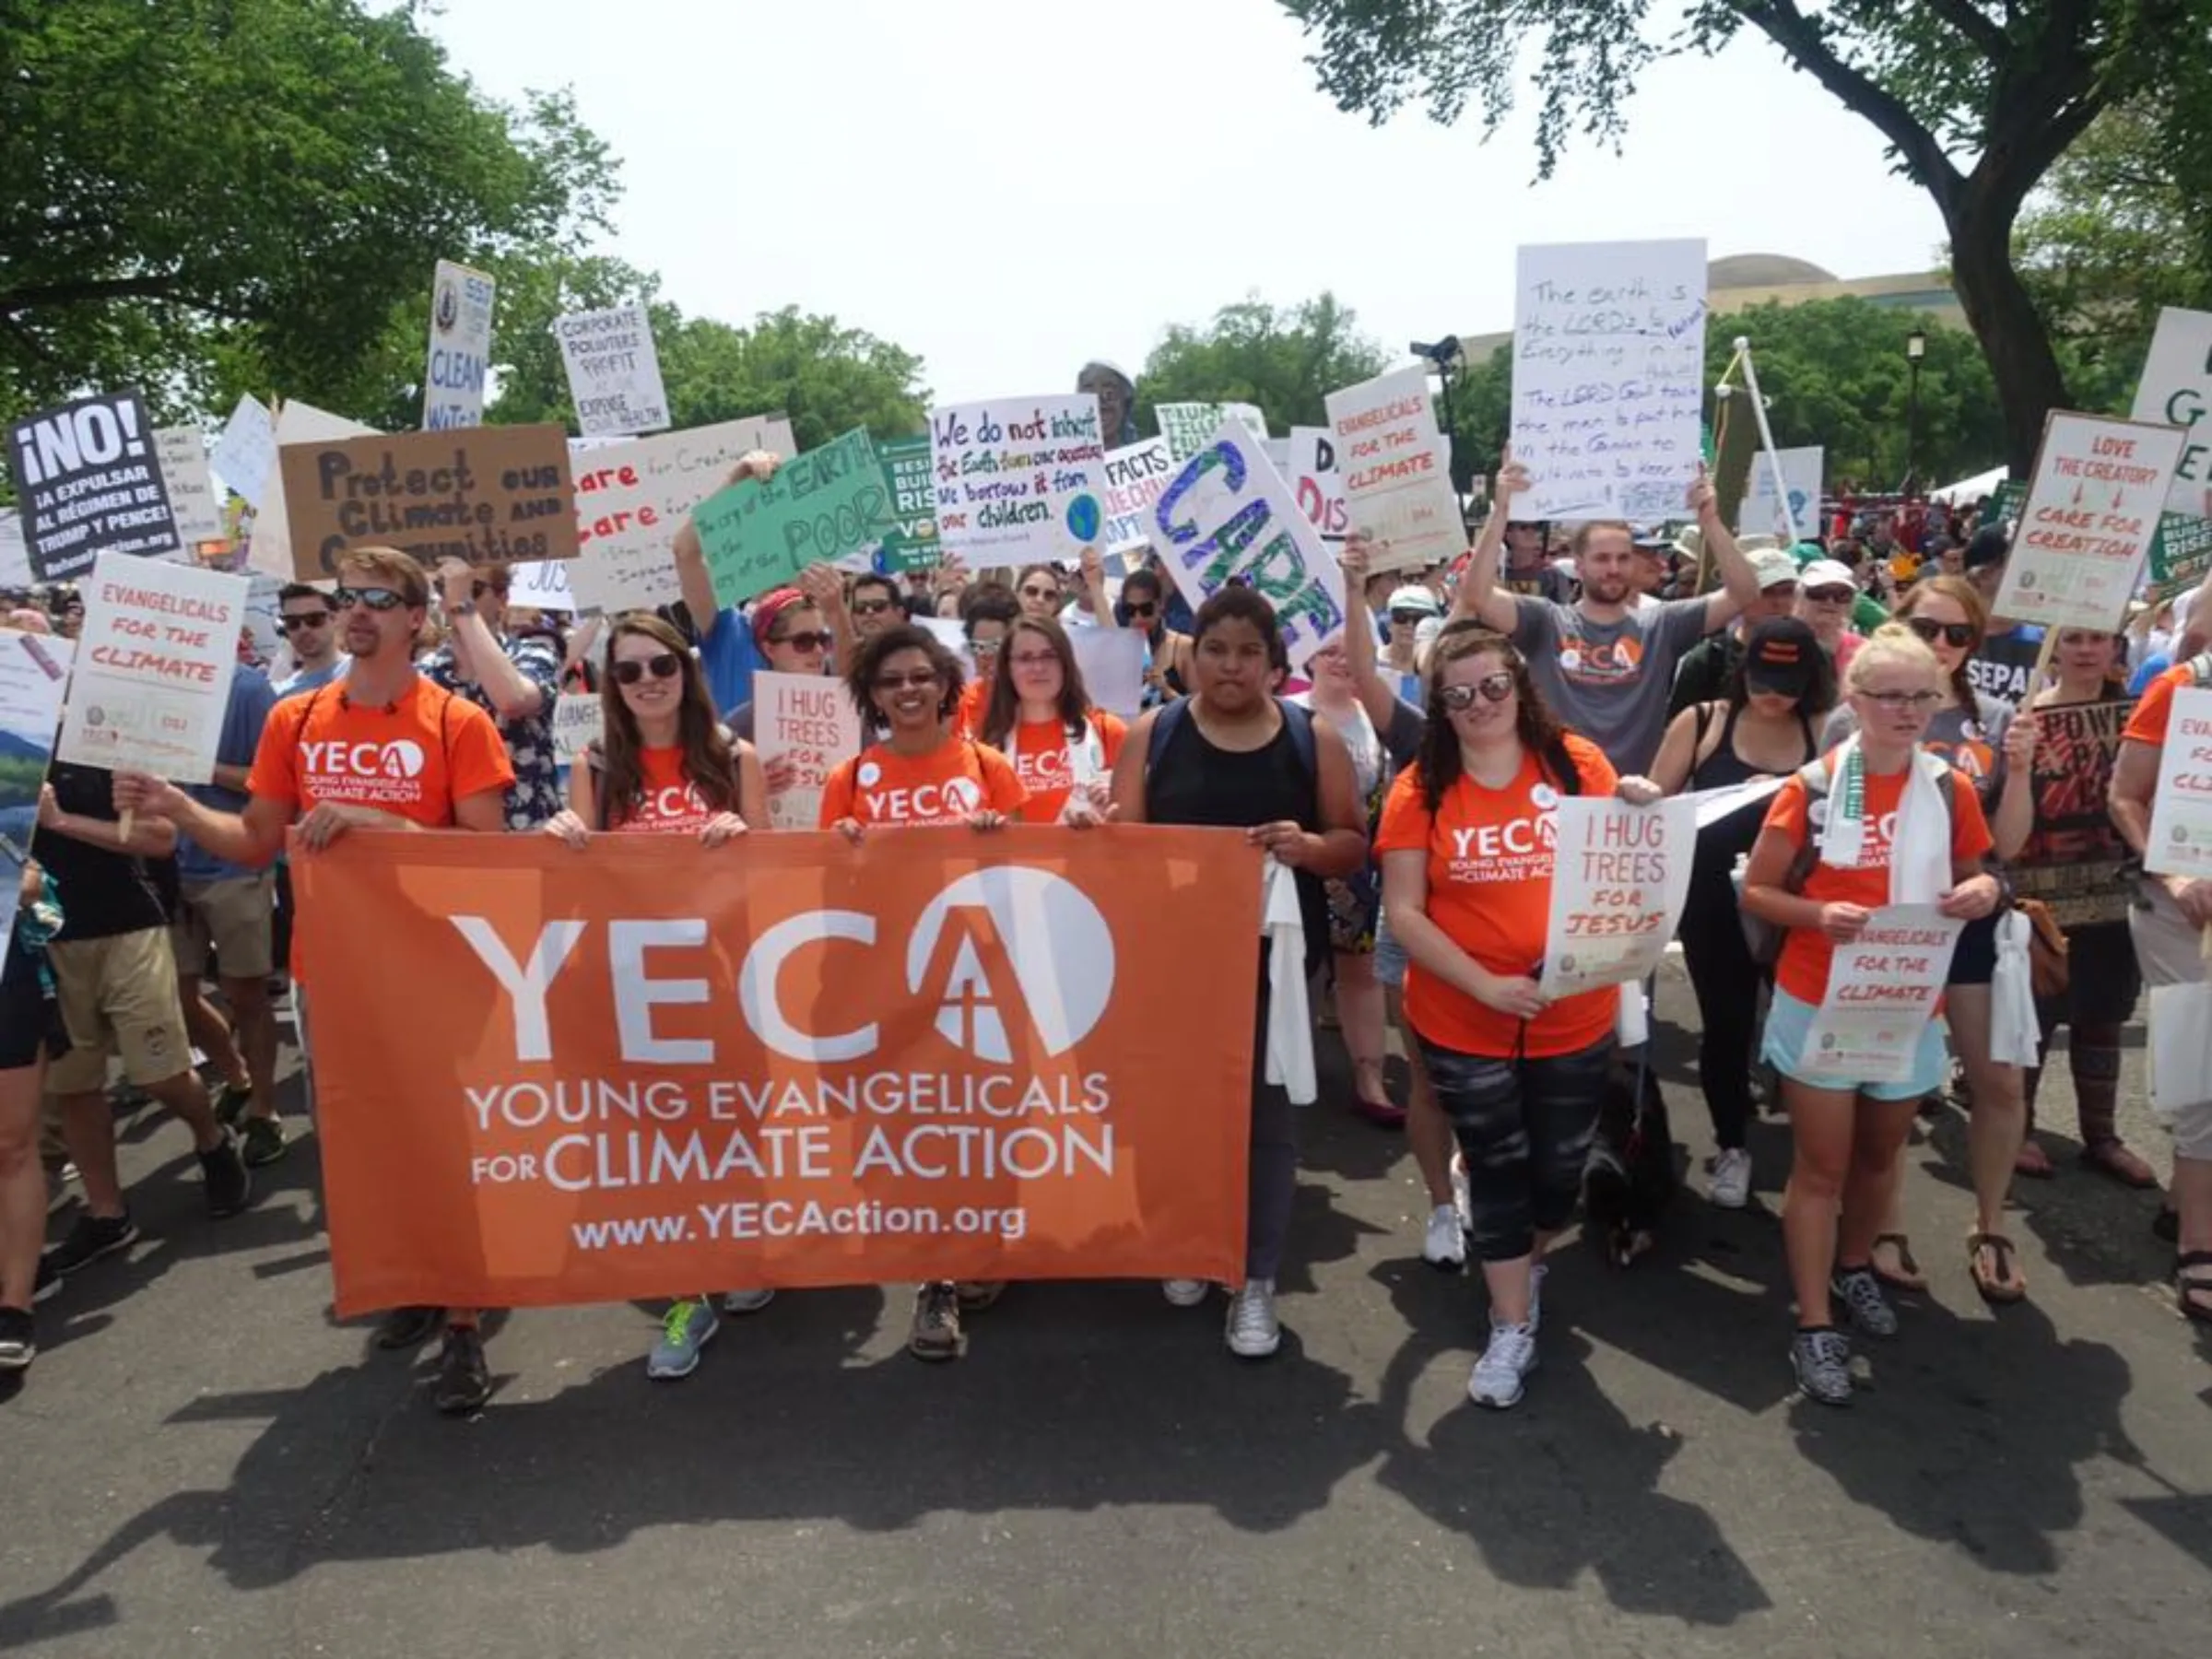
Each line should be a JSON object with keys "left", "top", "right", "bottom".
{"left": 1451, "top": 1155, "right": 1472, "bottom": 1230}
{"left": 1421, "top": 1203, "right": 1466, "bottom": 1270}
{"left": 954, "top": 1280, "right": 1006, "bottom": 1312}
{"left": 645, "top": 1299, "right": 719, "bottom": 1380}
{"left": 45, "top": 1160, "right": 77, "bottom": 1215}
{"left": 0, "top": 1306, "right": 33, "bottom": 1371}
{"left": 1161, "top": 1278, "right": 1209, "bottom": 1308}
{"left": 43, "top": 1210, "right": 139, "bottom": 1277}
{"left": 1468, "top": 1321, "right": 1538, "bottom": 1409}
{"left": 1225, "top": 1278, "right": 1280, "bottom": 1359}
{"left": 211, "top": 1081, "right": 253, "bottom": 1130}
{"left": 240, "top": 1115, "right": 287, "bottom": 1168}
{"left": 32, "top": 1256, "right": 61, "bottom": 1305}
{"left": 1710, "top": 1147, "right": 1753, "bottom": 1210}
{"left": 434, "top": 1326, "right": 491, "bottom": 1414}
{"left": 1831, "top": 1266, "right": 1900, "bottom": 1338}
{"left": 374, "top": 1305, "right": 445, "bottom": 1350}
{"left": 719, "top": 1288, "right": 775, "bottom": 1314}
{"left": 198, "top": 1130, "right": 252, "bottom": 1218}
{"left": 1791, "top": 1326, "right": 1853, "bottom": 1406}
{"left": 908, "top": 1282, "right": 963, "bottom": 1360}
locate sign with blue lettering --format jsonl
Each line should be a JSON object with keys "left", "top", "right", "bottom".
{"left": 423, "top": 260, "right": 497, "bottom": 431}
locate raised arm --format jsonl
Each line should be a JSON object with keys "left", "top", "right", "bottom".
{"left": 673, "top": 450, "right": 782, "bottom": 630}
{"left": 1337, "top": 535, "right": 1406, "bottom": 731}
{"left": 1691, "top": 465, "right": 1759, "bottom": 629}
{"left": 1451, "top": 451, "right": 1525, "bottom": 634}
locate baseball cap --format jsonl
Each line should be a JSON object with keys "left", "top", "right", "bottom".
{"left": 1749, "top": 548, "right": 1800, "bottom": 590}
{"left": 1386, "top": 585, "right": 1441, "bottom": 618}
{"left": 1799, "top": 559, "right": 1857, "bottom": 592}
{"left": 1744, "top": 617, "right": 1822, "bottom": 695}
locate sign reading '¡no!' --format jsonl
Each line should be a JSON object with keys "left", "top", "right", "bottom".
{"left": 276, "top": 424, "right": 580, "bottom": 579}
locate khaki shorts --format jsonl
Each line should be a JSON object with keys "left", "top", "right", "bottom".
{"left": 171, "top": 874, "right": 276, "bottom": 982}
{"left": 44, "top": 929, "right": 194, "bottom": 1096}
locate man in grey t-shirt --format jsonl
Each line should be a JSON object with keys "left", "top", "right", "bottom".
{"left": 1457, "top": 459, "right": 1760, "bottom": 774}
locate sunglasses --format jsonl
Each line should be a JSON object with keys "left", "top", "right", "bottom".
{"left": 873, "top": 669, "right": 941, "bottom": 692}
{"left": 771, "top": 629, "right": 834, "bottom": 652}
{"left": 333, "top": 586, "right": 407, "bottom": 613}
{"left": 611, "top": 653, "right": 683, "bottom": 686}
{"left": 1439, "top": 672, "right": 1516, "bottom": 711}
{"left": 851, "top": 596, "right": 897, "bottom": 617}
{"left": 1804, "top": 586, "right": 1854, "bottom": 604}
{"left": 278, "top": 612, "right": 332, "bottom": 633}
{"left": 1123, "top": 600, "right": 1159, "bottom": 619}
{"left": 1019, "top": 585, "right": 1058, "bottom": 601}
{"left": 1859, "top": 688, "right": 1943, "bottom": 711}
{"left": 1906, "top": 617, "right": 1975, "bottom": 648}
{"left": 1389, "top": 608, "right": 1432, "bottom": 626}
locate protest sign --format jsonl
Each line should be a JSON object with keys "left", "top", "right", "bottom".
{"left": 2130, "top": 306, "right": 2212, "bottom": 519}
{"left": 2149, "top": 509, "right": 2212, "bottom": 599}
{"left": 551, "top": 692, "right": 604, "bottom": 768}
{"left": 55, "top": 552, "right": 247, "bottom": 782}
{"left": 2011, "top": 699, "right": 2136, "bottom": 926}
{"left": 1157, "top": 402, "right": 1268, "bottom": 462}
{"left": 0, "top": 630, "right": 73, "bottom": 945}
{"left": 1286, "top": 427, "right": 1347, "bottom": 544}
{"left": 1798, "top": 907, "right": 1964, "bottom": 1084}
{"left": 554, "top": 302, "right": 671, "bottom": 438}
{"left": 294, "top": 828, "right": 1262, "bottom": 1312}
{"left": 0, "top": 511, "right": 28, "bottom": 588}
{"left": 930, "top": 396, "right": 1107, "bottom": 565}
{"left": 2145, "top": 685, "right": 2212, "bottom": 877}
{"left": 210, "top": 393, "right": 278, "bottom": 510}
{"left": 1511, "top": 239, "right": 1708, "bottom": 522}
{"left": 1991, "top": 411, "right": 2189, "bottom": 631}
{"left": 1537, "top": 797, "right": 1698, "bottom": 998}
{"left": 6, "top": 390, "right": 179, "bottom": 582}
{"left": 156, "top": 427, "right": 224, "bottom": 550}
{"left": 695, "top": 429, "right": 890, "bottom": 607}
{"left": 250, "top": 400, "right": 380, "bottom": 579}
{"left": 1740, "top": 444, "right": 1824, "bottom": 541}
{"left": 1070, "top": 626, "right": 1146, "bottom": 720}
{"left": 1099, "top": 437, "right": 1175, "bottom": 558}
{"left": 423, "top": 260, "right": 496, "bottom": 430}
{"left": 1145, "top": 420, "right": 1346, "bottom": 668}
{"left": 276, "top": 424, "right": 578, "bottom": 579}
{"left": 874, "top": 435, "right": 942, "bottom": 571}
{"left": 753, "top": 670, "right": 863, "bottom": 830}
{"left": 1324, "top": 369, "right": 1463, "bottom": 572}
{"left": 239, "top": 571, "right": 287, "bottom": 669}
{"left": 510, "top": 559, "right": 578, "bottom": 613}
{"left": 569, "top": 416, "right": 798, "bottom": 613}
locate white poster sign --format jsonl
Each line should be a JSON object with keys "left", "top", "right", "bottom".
{"left": 1324, "top": 368, "right": 1462, "bottom": 572}
{"left": 209, "top": 394, "right": 278, "bottom": 510}
{"left": 241, "top": 571, "right": 286, "bottom": 670}
{"left": 0, "top": 630, "right": 73, "bottom": 944}
{"left": 2145, "top": 684, "right": 2212, "bottom": 877}
{"left": 753, "top": 669, "right": 862, "bottom": 830}
{"left": 1739, "top": 444, "right": 1825, "bottom": 542}
{"left": 928, "top": 395, "right": 1106, "bottom": 566}
{"left": 1991, "top": 411, "right": 2188, "bottom": 631}
{"left": 1286, "top": 426, "right": 1347, "bottom": 545}
{"left": 1070, "top": 625, "right": 1146, "bottom": 720}
{"left": 1100, "top": 437, "right": 1176, "bottom": 557}
{"left": 156, "top": 427, "right": 223, "bottom": 550}
{"left": 2130, "top": 306, "right": 2212, "bottom": 519}
{"left": 1798, "top": 906, "right": 1964, "bottom": 1084}
{"left": 551, "top": 692, "right": 604, "bottom": 768}
{"left": 423, "top": 259, "right": 496, "bottom": 431}
{"left": 56, "top": 552, "right": 248, "bottom": 783}
{"left": 253, "top": 400, "right": 380, "bottom": 579}
{"left": 1511, "top": 239, "right": 1708, "bottom": 523}
{"left": 1156, "top": 402, "right": 1268, "bottom": 462}
{"left": 509, "top": 559, "right": 578, "bottom": 614}
{"left": 0, "top": 510, "right": 28, "bottom": 587}
{"left": 1537, "top": 797, "right": 1699, "bottom": 998}
{"left": 555, "top": 303, "right": 672, "bottom": 439}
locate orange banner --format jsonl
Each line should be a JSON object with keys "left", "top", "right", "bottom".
{"left": 294, "top": 828, "right": 1262, "bottom": 1314}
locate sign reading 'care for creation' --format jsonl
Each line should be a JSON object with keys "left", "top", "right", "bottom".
{"left": 930, "top": 396, "right": 1106, "bottom": 565}
{"left": 1991, "top": 411, "right": 2188, "bottom": 631}
{"left": 276, "top": 424, "right": 579, "bottom": 578}
{"left": 292, "top": 830, "right": 1263, "bottom": 1312}
{"left": 55, "top": 552, "right": 247, "bottom": 782}
{"left": 6, "top": 391, "right": 180, "bottom": 582}
{"left": 695, "top": 429, "right": 891, "bottom": 608}
{"left": 555, "top": 303, "right": 672, "bottom": 438}
{"left": 2130, "top": 306, "right": 2212, "bottom": 520}
{"left": 570, "top": 417, "right": 798, "bottom": 614}
{"left": 1324, "top": 368, "right": 1461, "bottom": 573}
{"left": 423, "top": 260, "right": 496, "bottom": 431}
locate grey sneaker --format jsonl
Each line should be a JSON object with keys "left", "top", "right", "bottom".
{"left": 909, "top": 1282, "right": 963, "bottom": 1360}
{"left": 1831, "top": 1266, "right": 1899, "bottom": 1338}
{"left": 1421, "top": 1204, "right": 1465, "bottom": 1270}
{"left": 1161, "top": 1278, "right": 1208, "bottom": 1307}
{"left": 1468, "top": 1321, "right": 1538, "bottom": 1409}
{"left": 646, "top": 1299, "right": 719, "bottom": 1380}
{"left": 1224, "top": 1278, "right": 1280, "bottom": 1359}
{"left": 1792, "top": 1327, "right": 1853, "bottom": 1406}
{"left": 1710, "top": 1147, "right": 1753, "bottom": 1209}
{"left": 719, "top": 1288, "right": 774, "bottom": 1314}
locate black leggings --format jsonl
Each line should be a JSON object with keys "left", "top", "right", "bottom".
{"left": 1418, "top": 1035, "right": 1612, "bottom": 1263}
{"left": 1677, "top": 867, "right": 1762, "bottom": 1150}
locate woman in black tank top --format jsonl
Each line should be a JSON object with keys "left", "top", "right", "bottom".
{"left": 1648, "top": 618, "right": 1834, "bottom": 1206}
{"left": 1111, "top": 585, "right": 1368, "bottom": 1363}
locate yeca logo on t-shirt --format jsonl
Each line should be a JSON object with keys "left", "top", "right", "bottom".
{"left": 856, "top": 768, "right": 984, "bottom": 823}
{"left": 300, "top": 739, "right": 427, "bottom": 780}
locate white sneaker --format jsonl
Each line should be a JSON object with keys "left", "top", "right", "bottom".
{"left": 1162, "top": 1278, "right": 1208, "bottom": 1307}
{"left": 720, "top": 1288, "right": 775, "bottom": 1314}
{"left": 1710, "top": 1147, "right": 1753, "bottom": 1210}
{"left": 1468, "top": 1321, "right": 1537, "bottom": 1409}
{"left": 1224, "top": 1278, "right": 1280, "bottom": 1359}
{"left": 1421, "top": 1203, "right": 1465, "bottom": 1269}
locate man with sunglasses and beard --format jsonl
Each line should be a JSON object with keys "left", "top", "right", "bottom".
{"left": 421, "top": 559, "right": 561, "bottom": 830}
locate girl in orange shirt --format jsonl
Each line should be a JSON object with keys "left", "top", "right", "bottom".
{"left": 820, "top": 624, "right": 1027, "bottom": 840}
{"left": 977, "top": 617, "right": 1126, "bottom": 824}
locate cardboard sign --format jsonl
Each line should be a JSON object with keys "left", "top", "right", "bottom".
{"left": 930, "top": 396, "right": 1107, "bottom": 565}
{"left": 55, "top": 552, "right": 248, "bottom": 782}
{"left": 0, "top": 629, "right": 73, "bottom": 944}
{"left": 752, "top": 669, "right": 863, "bottom": 830}
{"left": 555, "top": 302, "right": 672, "bottom": 438}
{"left": 509, "top": 559, "right": 578, "bottom": 613}
{"left": 6, "top": 391, "right": 179, "bottom": 582}
{"left": 1511, "top": 239, "right": 1709, "bottom": 522}
{"left": 1145, "top": 419, "right": 1346, "bottom": 668}
{"left": 874, "top": 435, "right": 942, "bottom": 571}
{"left": 2146, "top": 685, "right": 2212, "bottom": 877}
{"left": 1537, "top": 797, "right": 1698, "bottom": 998}
{"left": 2130, "top": 306, "right": 2212, "bottom": 519}
{"left": 1798, "top": 907, "right": 1964, "bottom": 1083}
{"left": 1740, "top": 444, "right": 1825, "bottom": 541}
{"left": 209, "top": 394, "right": 278, "bottom": 510}
{"left": 1991, "top": 411, "right": 2188, "bottom": 630}
{"left": 695, "top": 429, "right": 890, "bottom": 608}
{"left": 1324, "top": 368, "right": 1462, "bottom": 573}
{"left": 551, "top": 691, "right": 603, "bottom": 767}
{"left": 250, "top": 400, "right": 381, "bottom": 579}
{"left": 1286, "top": 426, "right": 1347, "bottom": 545}
{"left": 1156, "top": 402, "right": 1268, "bottom": 462}
{"left": 276, "top": 424, "right": 578, "bottom": 579}
{"left": 1100, "top": 438, "right": 1176, "bottom": 557}
{"left": 423, "top": 260, "right": 496, "bottom": 431}
{"left": 156, "top": 427, "right": 224, "bottom": 550}
{"left": 569, "top": 416, "right": 798, "bottom": 614}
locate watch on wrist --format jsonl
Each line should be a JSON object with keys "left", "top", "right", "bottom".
{"left": 450, "top": 599, "right": 477, "bottom": 618}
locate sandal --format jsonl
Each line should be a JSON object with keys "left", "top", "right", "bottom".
{"left": 2014, "top": 1139, "right": 2056, "bottom": 1179}
{"left": 1870, "top": 1232, "right": 1927, "bottom": 1292}
{"left": 1968, "top": 1232, "right": 2029, "bottom": 1305}
{"left": 2080, "top": 1139, "right": 2159, "bottom": 1190}
{"left": 2176, "top": 1252, "right": 2212, "bottom": 1325}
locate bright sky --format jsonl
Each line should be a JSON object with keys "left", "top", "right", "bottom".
{"left": 425, "top": 0, "right": 1947, "bottom": 402}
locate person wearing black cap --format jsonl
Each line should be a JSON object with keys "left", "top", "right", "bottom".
{"left": 1651, "top": 618, "right": 1837, "bottom": 1208}
{"left": 1501, "top": 517, "right": 1571, "bottom": 604}
{"left": 1961, "top": 525, "right": 2044, "bottom": 705}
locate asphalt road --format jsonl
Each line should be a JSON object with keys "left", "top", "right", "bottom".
{"left": 4, "top": 958, "right": 2207, "bottom": 1658}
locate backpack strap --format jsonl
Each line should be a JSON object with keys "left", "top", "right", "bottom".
{"left": 1277, "top": 698, "right": 1318, "bottom": 782}
{"left": 1146, "top": 696, "right": 1190, "bottom": 772}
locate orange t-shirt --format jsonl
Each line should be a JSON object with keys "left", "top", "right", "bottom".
{"left": 2122, "top": 662, "right": 2193, "bottom": 747}
{"left": 818, "top": 733, "right": 1027, "bottom": 827}
{"left": 1373, "top": 734, "right": 1619, "bottom": 1058}
{"left": 606, "top": 746, "right": 718, "bottom": 834}
{"left": 956, "top": 677, "right": 991, "bottom": 737}
{"left": 248, "top": 677, "right": 513, "bottom": 825}
{"left": 996, "top": 711, "right": 1127, "bottom": 823}
{"left": 1763, "top": 758, "right": 1994, "bottom": 1005}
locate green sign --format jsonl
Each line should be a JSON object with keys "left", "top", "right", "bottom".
{"left": 696, "top": 429, "right": 889, "bottom": 606}
{"left": 874, "top": 434, "right": 941, "bottom": 571}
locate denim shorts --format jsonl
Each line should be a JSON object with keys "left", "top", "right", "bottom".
{"left": 1760, "top": 987, "right": 1948, "bottom": 1102}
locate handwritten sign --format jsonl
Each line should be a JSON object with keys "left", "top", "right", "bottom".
{"left": 1145, "top": 420, "right": 1346, "bottom": 669}
{"left": 930, "top": 396, "right": 1106, "bottom": 565}
{"left": 2145, "top": 685, "right": 2212, "bottom": 877}
{"left": 1740, "top": 444, "right": 1825, "bottom": 541}
{"left": 695, "top": 429, "right": 889, "bottom": 607}
{"left": 2131, "top": 306, "right": 2212, "bottom": 519}
{"left": 874, "top": 435, "right": 942, "bottom": 571}
{"left": 250, "top": 400, "right": 380, "bottom": 579}
{"left": 210, "top": 394, "right": 278, "bottom": 510}
{"left": 509, "top": 559, "right": 577, "bottom": 613}
{"left": 6, "top": 391, "right": 179, "bottom": 582}
{"left": 1798, "top": 907, "right": 1964, "bottom": 1083}
{"left": 1991, "top": 411, "right": 2188, "bottom": 630}
{"left": 1537, "top": 797, "right": 1698, "bottom": 997}
{"left": 1511, "top": 239, "right": 1708, "bottom": 522}
{"left": 423, "top": 260, "right": 496, "bottom": 431}
{"left": 555, "top": 302, "right": 671, "bottom": 438}
{"left": 1286, "top": 426, "right": 1347, "bottom": 545}
{"left": 1324, "top": 369, "right": 1462, "bottom": 573}
{"left": 156, "top": 427, "right": 224, "bottom": 550}
{"left": 568, "top": 416, "right": 797, "bottom": 614}
{"left": 1156, "top": 402, "right": 1268, "bottom": 462}
{"left": 56, "top": 551, "right": 248, "bottom": 782}
{"left": 1100, "top": 437, "right": 1175, "bottom": 558}
{"left": 551, "top": 692, "right": 603, "bottom": 767}
{"left": 0, "top": 630, "right": 73, "bottom": 944}
{"left": 753, "top": 669, "right": 862, "bottom": 830}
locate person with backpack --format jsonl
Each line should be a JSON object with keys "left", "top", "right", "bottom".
{"left": 975, "top": 615, "right": 1125, "bottom": 824}
{"left": 1110, "top": 585, "right": 1369, "bottom": 1360}
{"left": 1741, "top": 624, "right": 2002, "bottom": 1406}
{"left": 1375, "top": 627, "right": 1654, "bottom": 1409}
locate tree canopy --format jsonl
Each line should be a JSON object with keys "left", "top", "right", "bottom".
{"left": 1135, "top": 293, "right": 1391, "bottom": 432}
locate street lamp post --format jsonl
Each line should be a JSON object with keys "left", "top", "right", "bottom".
{"left": 1905, "top": 327, "right": 1927, "bottom": 495}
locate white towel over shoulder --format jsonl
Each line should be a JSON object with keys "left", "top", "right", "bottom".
{"left": 1261, "top": 858, "right": 1316, "bottom": 1105}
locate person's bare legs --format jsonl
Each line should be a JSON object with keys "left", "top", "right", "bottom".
{"left": 2174, "top": 1152, "right": 2212, "bottom": 1316}
{"left": 219, "top": 974, "right": 279, "bottom": 1123}
{"left": 1945, "top": 986, "right": 2029, "bottom": 1294}
{"left": 61, "top": 1067, "right": 223, "bottom": 1218}
{"left": 0, "top": 1059, "right": 48, "bottom": 1308}
{"left": 1839, "top": 1097, "right": 1923, "bottom": 1268}
{"left": 1335, "top": 948, "right": 1392, "bottom": 1110}
{"left": 177, "top": 972, "right": 248, "bottom": 1096}
{"left": 1783, "top": 1082, "right": 1859, "bottom": 1327}
{"left": 1389, "top": 985, "right": 1453, "bottom": 1206}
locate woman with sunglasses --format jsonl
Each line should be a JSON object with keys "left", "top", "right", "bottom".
{"left": 1014, "top": 564, "right": 1066, "bottom": 623}
{"left": 1991, "top": 627, "right": 2159, "bottom": 1189}
{"left": 1743, "top": 625, "right": 2001, "bottom": 1406}
{"left": 978, "top": 616, "right": 1126, "bottom": 824}
{"left": 1793, "top": 559, "right": 1867, "bottom": 676}
{"left": 1119, "top": 567, "right": 1193, "bottom": 705}
{"left": 955, "top": 583, "right": 1020, "bottom": 736}
{"left": 1382, "top": 586, "right": 1441, "bottom": 704}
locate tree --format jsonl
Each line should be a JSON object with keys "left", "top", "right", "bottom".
{"left": 1279, "top": 0, "right": 2212, "bottom": 472}
{"left": 1135, "top": 293, "right": 1391, "bottom": 430}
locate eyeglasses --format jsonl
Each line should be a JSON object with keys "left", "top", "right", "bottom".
{"left": 332, "top": 587, "right": 407, "bottom": 613}
{"left": 1804, "top": 586, "right": 1854, "bottom": 604}
{"left": 278, "top": 612, "right": 332, "bottom": 633}
{"left": 1858, "top": 689, "right": 1943, "bottom": 711}
{"left": 1389, "top": 608, "right": 1432, "bottom": 626}
{"left": 1009, "top": 651, "right": 1059, "bottom": 669}
{"left": 1124, "top": 600, "right": 1159, "bottom": 619}
{"left": 611, "top": 653, "right": 683, "bottom": 686}
{"left": 1906, "top": 618, "right": 1975, "bottom": 649}
{"left": 971, "top": 635, "right": 1004, "bottom": 654}
{"left": 1439, "top": 672, "right": 1516, "bottom": 710}
{"left": 873, "top": 670, "right": 941, "bottom": 692}
{"left": 771, "top": 629, "right": 834, "bottom": 653}
{"left": 851, "top": 597, "right": 897, "bottom": 617}
{"left": 1019, "top": 585, "right": 1058, "bottom": 601}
